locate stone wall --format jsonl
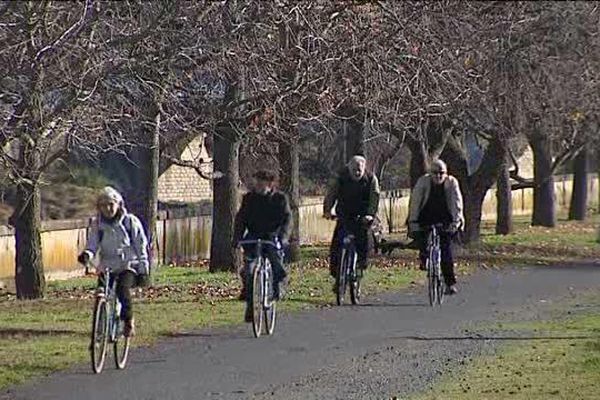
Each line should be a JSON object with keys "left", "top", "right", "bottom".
{"left": 157, "top": 135, "right": 213, "bottom": 203}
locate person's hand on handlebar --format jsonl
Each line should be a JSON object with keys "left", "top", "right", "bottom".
{"left": 77, "top": 251, "right": 90, "bottom": 266}
{"left": 361, "top": 215, "right": 374, "bottom": 225}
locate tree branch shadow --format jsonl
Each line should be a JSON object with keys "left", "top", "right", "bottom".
{"left": 392, "top": 335, "right": 599, "bottom": 341}
{"left": 0, "top": 328, "right": 85, "bottom": 338}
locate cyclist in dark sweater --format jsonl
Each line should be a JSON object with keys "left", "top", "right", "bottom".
{"left": 407, "top": 159, "right": 464, "bottom": 294}
{"left": 323, "top": 155, "right": 380, "bottom": 289}
{"left": 234, "top": 170, "right": 292, "bottom": 322}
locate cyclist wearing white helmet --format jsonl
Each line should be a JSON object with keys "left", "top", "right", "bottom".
{"left": 78, "top": 186, "right": 149, "bottom": 336}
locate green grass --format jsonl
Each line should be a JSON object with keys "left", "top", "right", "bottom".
{"left": 411, "top": 306, "right": 600, "bottom": 400}
{"left": 405, "top": 215, "right": 600, "bottom": 398}
{"left": 0, "top": 256, "right": 420, "bottom": 389}
{"left": 475, "top": 214, "right": 600, "bottom": 265}
{"left": 1, "top": 213, "right": 599, "bottom": 390}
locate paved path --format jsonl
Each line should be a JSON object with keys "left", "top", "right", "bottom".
{"left": 4, "top": 264, "right": 600, "bottom": 400}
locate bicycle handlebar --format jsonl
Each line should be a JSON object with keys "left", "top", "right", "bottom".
{"left": 423, "top": 223, "right": 457, "bottom": 233}
{"left": 79, "top": 260, "right": 122, "bottom": 276}
{"left": 237, "top": 239, "right": 281, "bottom": 249}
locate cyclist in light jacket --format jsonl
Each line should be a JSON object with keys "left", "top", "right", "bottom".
{"left": 407, "top": 159, "right": 464, "bottom": 294}
{"left": 78, "top": 186, "right": 149, "bottom": 337}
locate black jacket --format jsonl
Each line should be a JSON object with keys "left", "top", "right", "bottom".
{"left": 233, "top": 190, "right": 292, "bottom": 244}
{"left": 323, "top": 168, "right": 380, "bottom": 218}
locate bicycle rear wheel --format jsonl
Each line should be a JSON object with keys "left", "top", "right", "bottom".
{"left": 336, "top": 249, "right": 348, "bottom": 306}
{"left": 91, "top": 297, "right": 109, "bottom": 374}
{"left": 265, "top": 263, "right": 277, "bottom": 335}
{"left": 252, "top": 261, "right": 264, "bottom": 338}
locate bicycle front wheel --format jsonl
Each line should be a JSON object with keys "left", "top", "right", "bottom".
{"left": 436, "top": 263, "right": 445, "bottom": 305}
{"left": 427, "top": 260, "right": 436, "bottom": 307}
{"left": 336, "top": 249, "right": 348, "bottom": 306}
{"left": 91, "top": 297, "right": 109, "bottom": 374}
{"left": 252, "top": 262, "right": 265, "bottom": 338}
{"left": 264, "top": 263, "right": 277, "bottom": 335}
{"left": 350, "top": 253, "right": 361, "bottom": 305}
{"left": 113, "top": 321, "right": 131, "bottom": 369}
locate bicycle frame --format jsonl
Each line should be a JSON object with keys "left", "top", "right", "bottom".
{"left": 98, "top": 269, "right": 122, "bottom": 342}
{"left": 427, "top": 225, "right": 442, "bottom": 280}
{"left": 339, "top": 229, "right": 358, "bottom": 283}
{"left": 335, "top": 218, "right": 364, "bottom": 305}
{"left": 425, "top": 224, "right": 446, "bottom": 306}
{"left": 239, "top": 239, "right": 281, "bottom": 306}
{"left": 238, "top": 239, "right": 281, "bottom": 337}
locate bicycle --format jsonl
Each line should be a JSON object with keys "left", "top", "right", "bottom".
{"left": 335, "top": 217, "right": 364, "bottom": 306}
{"left": 424, "top": 223, "right": 447, "bottom": 307}
{"left": 87, "top": 265, "right": 131, "bottom": 373}
{"left": 238, "top": 239, "right": 282, "bottom": 338}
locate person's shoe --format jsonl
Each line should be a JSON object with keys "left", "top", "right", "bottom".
{"left": 123, "top": 319, "right": 135, "bottom": 337}
{"left": 243, "top": 307, "right": 253, "bottom": 323}
{"left": 446, "top": 285, "right": 459, "bottom": 295}
{"left": 273, "top": 282, "right": 286, "bottom": 301}
{"left": 407, "top": 239, "right": 422, "bottom": 250}
{"left": 238, "top": 286, "right": 247, "bottom": 301}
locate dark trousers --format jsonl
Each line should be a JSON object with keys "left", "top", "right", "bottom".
{"left": 329, "top": 219, "right": 371, "bottom": 278}
{"left": 240, "top": 243, "right": 287, "bottom": 296}
{"left": 415, "top": 231, "right": 456, "bottom": 286}
{"left": 98, "top": 270, "right": 136, "bottom": 321}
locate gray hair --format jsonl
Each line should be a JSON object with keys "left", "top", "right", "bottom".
{"left": 348, "top": 155, "right": 366, "bottom": 166}
{"left": 98, "top": 186, "right": 124, "bottom": 205}
{"left": 430, "top": 159, "right": 447, "bottom": 173}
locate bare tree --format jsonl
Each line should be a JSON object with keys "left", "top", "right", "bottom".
{"left": 0, "top": 1, "right": 120, "bottom": 298}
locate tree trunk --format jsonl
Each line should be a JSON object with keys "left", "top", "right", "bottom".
{"left": 338, "top": 105, "right": 364, "bottom": 165}
{"left": 407, "top": 138, "right": 429, "bottom": 188}
{"left": 598, "top": 145, "right": 600, "bottom": 214}
{"left": 496, "top": 153, "right": 513, "bottom": 234}
{"left": 139, "top": 112, "right": 161, "bottom": 274}
{"left": 442, "top": 131, "right": 508, "bottom": 244}
{"left": 463, "top": 186, "right": 487, "bottom": 244}
{"left": 278, "top": 140, "right": 301, "bottom": 263}
{"left": 568, "top": 148, "right": 588, "bottom": 221}
{"left": 530, "top": 135, "right": 556, "bottom": 227}
{"left": 209, "top": 125, "right": 241, "bottom": 272}
{"left": 14, "top": 182, "right": 45, "bottom": 299}
{"left": 344, "top": 115, "right": 364, "bottom": 162}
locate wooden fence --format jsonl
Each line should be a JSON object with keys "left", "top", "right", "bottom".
{"left": 0, "top": 174, "right": 598, "bottom": 284}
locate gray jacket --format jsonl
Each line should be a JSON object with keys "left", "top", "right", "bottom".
{"left": 84, "top": 210, "right": 149, "bottom": 275}
{"left": 407, "top": 174, "right": 465, "bottom": 232}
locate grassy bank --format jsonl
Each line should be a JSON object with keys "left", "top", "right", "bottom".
{"left": 407, "top": 214, "right": 600, "bottom": 400}
{"left": 412, "top": 301, "right": 600, "bottom": 400}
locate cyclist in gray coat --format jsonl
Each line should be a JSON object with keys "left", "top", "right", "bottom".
{"left": 78, "top": 186, "right": 149, "bottom": 336}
